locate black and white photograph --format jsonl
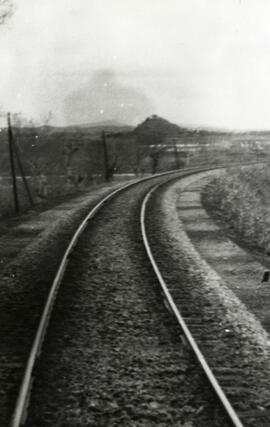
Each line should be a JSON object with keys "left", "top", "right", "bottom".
{"left": 0, "top": 1, "right": 270, "bottom": 426}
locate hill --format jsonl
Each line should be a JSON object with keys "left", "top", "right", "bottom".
{"left": 64, "top": 120, "right": 133, "bottom": 134}
{"left": 133, "top": 115, "right": 185, "bottom": 139}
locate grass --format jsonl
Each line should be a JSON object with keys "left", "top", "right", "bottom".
{"left": 0, "top": 180, "right": 39, "bottom": 218}
{"left": 0, "top": 177, "right": 87, "bottom": 219}
{"left": 201, "top": 164, "right": 270, "bottom": 254}
{"left": 0, "top": 184, "right": 16, "bottom": 218}
{"left": 0, "top": 173, "right": 138, "bottom": 220}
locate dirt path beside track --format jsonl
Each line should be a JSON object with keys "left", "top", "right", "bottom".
{"left": 175, "top": 171, "right": 270, "bottom": 331}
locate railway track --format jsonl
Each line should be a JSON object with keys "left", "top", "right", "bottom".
{"left": 144, "top": 174, "right": 270, "bottom": 427}
{"left": 1, "top": 166, "right": 249, "bottom": 426}
{"left": 141, "top": 184, "right": 243, "bottom": 427}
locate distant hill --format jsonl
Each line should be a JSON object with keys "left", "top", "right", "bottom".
{"left": 132, "top": 114, "right": 204, "bottom": 147}
{"left": 133, "top": 115, "right": 185, "bottom": 138}
{"left": 75, "top": 120, "right": 129, "bottom": 128}
{"left": 7, "top": 121, "right": 133, "bottom": 136}
{"left": 131, "top": 114, "right": 270, "bottom": 147}
{"left": 133, "top": 115, "right": 270, "bottom": 140}
{"left": 64, "top": 120, "right": 133, "bottom": 133}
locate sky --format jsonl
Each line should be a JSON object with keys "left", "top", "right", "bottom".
{"left": 1, "top": 0, "right": 270, "bottom": 129}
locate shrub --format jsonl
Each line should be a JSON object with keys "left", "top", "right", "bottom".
{"left": 202, "top": 165, "right": 270, "bottom": 253}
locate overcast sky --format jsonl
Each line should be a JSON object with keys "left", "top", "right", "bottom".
{"left": 1, "top": 0, "right": 270, "bottom": 129}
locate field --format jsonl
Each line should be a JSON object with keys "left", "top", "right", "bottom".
{"left": 202, "top": 164, "right": 270, "bottom": 254}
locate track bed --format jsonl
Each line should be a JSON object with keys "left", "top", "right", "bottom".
{"left": 145, "top": 173, "right": 270, "bottom": 427}
{"left": 25, "top": 174, "right": 229, "bottom": 426}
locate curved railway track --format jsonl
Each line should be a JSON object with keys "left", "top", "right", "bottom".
{"left": 141, "top": 183, "right": 243, "bottom": 427}
{"left": 6, "top": 166, "right": 246, "bottom": 426}
{"left": 144, "top": 174, "right": 270, "bottom": 427}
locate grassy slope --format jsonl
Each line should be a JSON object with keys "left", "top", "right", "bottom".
{"left": 201, "top": 165, "right": 270, "bottom": 253}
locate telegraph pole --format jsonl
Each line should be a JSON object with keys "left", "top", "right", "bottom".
{"left": 102, "top": 131, "right": 110, "bottom": 181}
{"left": 7, "top": 112, "right": 19, "bottom": 214}
{"left": 13, "top": 139, "right": 34, "bottom": 207}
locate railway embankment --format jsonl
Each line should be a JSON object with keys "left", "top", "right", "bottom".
{"left": 202, "top": 165, "right": 270, "bottom": 254}
{"left": 146, "top": 170, "right": 270, "bottom": 426}
{"left": 200, "top": 166, "right": 270, "bottom": 330}
{"left": 0, "top": 181, "right": 125, "bottom": 276}
{"left": 0, "top": 180, "right": 126, "bottom": 425}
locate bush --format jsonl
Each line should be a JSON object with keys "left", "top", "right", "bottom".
{"left": 0, "top": 181, "right": 30, "bottom": 218}
{"left": 202, "top": 165, "right": 270, "bottom": 253}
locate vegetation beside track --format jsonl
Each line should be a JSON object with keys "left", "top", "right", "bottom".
{"left": 202, "top": 165, "right": 270, "bottom": 254}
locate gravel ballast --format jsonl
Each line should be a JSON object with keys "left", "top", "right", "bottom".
{"left": 145, "top": 171, "right": 270, "bottom": 427}
{"left": 0, "top": 180, "right": 132, "bottom": 426}
{"left": 25, "top": 172, "right": 229, "bottom": 427}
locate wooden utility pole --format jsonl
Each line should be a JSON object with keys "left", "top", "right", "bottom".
{"left": 102, "top": 131, "right": 110, "bottom": 181}
{"left": 13, "top": 139, "right": 34, "bottom": 207}
{"left": 7, "top": 112, "right": 19, "bottom": 214}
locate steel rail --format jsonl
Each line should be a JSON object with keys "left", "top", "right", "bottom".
{"left": 140, "top": 183, "right": 244, "bottom": 427}
{"left": 11, "top": 166, "right": 211, "bottom": 427}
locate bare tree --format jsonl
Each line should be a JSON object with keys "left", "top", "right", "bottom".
{"left": 128, "top": 142, "right": 149, "bottom": 176}
{"left": 64, "top": 140, "right": 80, "bottom": 184}
{"left": 102, "top": 131, "right": 118, "bottom": 181}
{"left": 135, "top": 125, "right": 167, "bottom": 174}
{"left": 9, "top": 113, "right": 52, "bottom": 198}
{"left": 149, "top": 145, "right": 164, "bottom": 174}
